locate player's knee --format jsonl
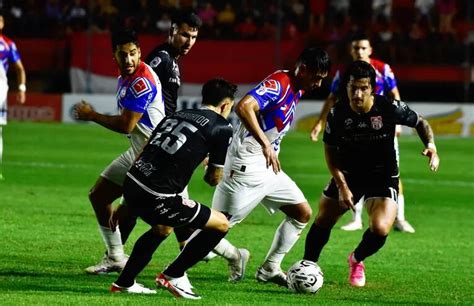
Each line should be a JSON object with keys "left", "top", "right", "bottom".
{"left": 214, "top": 212, "right": 230, "bottom": 233}
{"left": 370, "top": 220, "right": 391, "bottom": 236}
{"left": 298, "top": 204, "right": 312, "bottom": 223}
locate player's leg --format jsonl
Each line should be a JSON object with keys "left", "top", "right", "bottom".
{"left": 85, "top": 151, "right": 133, "bottom": 274}
{"left": 393, "top": 179, "right": 415, "bottom": 233}
{"left": 303, "top": 182, "right": 349, "bottom": 263}
{"left": 256, "top": 172, "right": 311, "bottom": 286}
{"left": 349, "top": 193, "right": 397, "bottom": 287}
{"left": 158, "top": 207, "right": 229, "bottom": 299}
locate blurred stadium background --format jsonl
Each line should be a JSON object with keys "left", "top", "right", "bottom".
{"left": 3, "top": 0, "right": 473, "bottom": 135}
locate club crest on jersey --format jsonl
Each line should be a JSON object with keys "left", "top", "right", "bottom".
{"left": 371, "top": 116, "right": 383, "bottom": 130}
{"left": 256, "top": 79, "right": 279, "bottom": 96}
{"left": 131, "top": 78, "right": 152, "bottom": 98}
{"left": 119, "top": 87, "right": 127, "bottom": 98}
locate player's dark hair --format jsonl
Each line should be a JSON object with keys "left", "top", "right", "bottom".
{"left": 297, "top": 47, "right": 331, "bottom": 73}
{"left": 201, "top": 78, "right": 237, "bottom": 107}
{"left": 172, "top": 10, "right": 202, "bottom": 29}
{"left": 111, "top": 28, "right": 139, "bottom": 51}
{"left": 351, "top": 32, "right": 370, "bottom": 43}
{"left": 346, "top": 60, "right": 376, "bottom": 91}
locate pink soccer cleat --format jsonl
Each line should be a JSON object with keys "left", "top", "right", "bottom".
{"left": 348, "top": 252, "right": 365, "bottom": 287}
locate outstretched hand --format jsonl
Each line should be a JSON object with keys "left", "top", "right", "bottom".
{"left": 422, "top": 148, "right": 440, "bottom": 172}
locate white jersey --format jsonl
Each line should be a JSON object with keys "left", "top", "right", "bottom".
{"left": 225, "top": 70, "right": 304, "bottom": 174}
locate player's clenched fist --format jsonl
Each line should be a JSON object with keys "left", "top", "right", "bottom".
{"left": 73, "top": 100, "right": 94, "bottom": 121}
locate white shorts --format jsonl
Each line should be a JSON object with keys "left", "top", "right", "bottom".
{"left": 101, "top": 147, "right": 136, "bottom": 186}
{"left": 212, "top": 169, "right": 306, "bottom": 227}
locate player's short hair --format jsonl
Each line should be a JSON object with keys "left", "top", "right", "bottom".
{"left": 351, "top": 32, "right": 370, "bottom": 43}
{"left": 201, "top": 78, "right": 237, "bottom": 107}
{"left": 346, "top": 60, "right": 376, "bottom": 90}
{"left": 297, "top": 47, "right": 331, "bottom": 73}
{"left": 111, "top": 28, "right": 139, "bottom": 51}
{"left": 172, "top": 10, "right": 202, "bottom": 30}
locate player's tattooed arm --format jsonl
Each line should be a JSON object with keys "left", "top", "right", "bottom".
{"left": 415, "top": 116, "right": 440, "bottom": 171}
{"left": 415, "top": 116, "right": 435, "bottom": 147}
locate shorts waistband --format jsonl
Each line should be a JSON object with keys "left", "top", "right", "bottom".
{"left": 126, "top": 173, "right": 177, "bottom": 197}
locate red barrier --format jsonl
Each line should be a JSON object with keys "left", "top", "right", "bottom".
{"left": 7, "top": 93, "right": 62, "bottom": 122}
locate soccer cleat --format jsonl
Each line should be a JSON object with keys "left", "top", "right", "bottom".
{"left": 348, "top": 252, "right": 365, "bottom": 287}
{"left": 228, "top": 248, "right": 250, "bottom": 282}
{"left": 110, "top": 282, "right": 156, "bottom": 294}
{"left": 201, "top": 250, "right": 219, "bottom": 263}
{"left": 255, "top": 266, "right": 288, "bottom": 287}
{"left": 340, "top": 220, "right": 363, "bottom": 231}
{"left": 85, "top": 254, "right": 128, "bottom": 275}
{"left": 156, "top": 273, "right": 201, "bottom": 300}
{"left": 393, "top": 220, "right": 415, "bottom": 233}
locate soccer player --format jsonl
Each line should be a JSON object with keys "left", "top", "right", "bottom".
{"left": 110, "top": 78, "right": 237, "bottom": 297}
{"left": 309, "top": 33, "right": 415, "bottom": 233}
{"left": 0, "top": 12, "right": 26, "bottom": 180}
{"left": 303, "top": 60, "right": 440, "bottom": 287}
{"left": 154, "top": 47, "right": 330, "bottom": 297}
{"left": 73, "top": 28, "right": 164, "bottom": 275}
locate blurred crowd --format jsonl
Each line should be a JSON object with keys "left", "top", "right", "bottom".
{"left": 1, "top": 0, "right": 473, "bottom": 65}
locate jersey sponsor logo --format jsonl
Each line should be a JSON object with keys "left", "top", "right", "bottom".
{"left": 131, "top": 77, "right": 152, "bottom": 98}
{"left": 344, "top": 118, "right": 353, "bottom": 127}
{"left": 182, "top": 198, "right": 196, "bottom": 208}
{"left": 256, "top": 79, "right": 280, "bottom": 96}
{"left": 119, "top": 87, "right": 127, "bottom": 98}
{"left": 371, "top": 116, "right": 383, "bottom": 130}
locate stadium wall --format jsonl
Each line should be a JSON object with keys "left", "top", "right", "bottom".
{"left": 8, "top": 93, "right": 472, "bottom": 137}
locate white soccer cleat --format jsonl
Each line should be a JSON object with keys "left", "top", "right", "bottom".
{"left": 85, "top": 254, "right": 128, "bottom": 275}
{"left": 156, "top": 273, "right": 201, "bottom": 300}
{"left": 228, "top": 248, "right": 250, "bottom": 282}
{"left": 110, "top": 281, "right": 156, "bottom": 294}
{"left": 393, "top": 220, "right": 415, "bottom": 233}
{"left": 340, "top": 220, "right": 363, "bottom": 231}
{"left": 255, "top": 266, "right": 288, "bottom": 287}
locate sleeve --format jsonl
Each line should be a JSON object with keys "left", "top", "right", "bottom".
{"left": 329, "top": 70, "right": 341, "bottom": 94}
{"left": 247, "top": 78, "right": 284, "bottom": 110}
{"left": 121, "top": 77, "right": 157, "bottom": 113}
{"left": 383, "top": 63, "right": 398, "bottom": 91}
{"left": 148, "top": 51, "right": 173, "bottom": 85}
{"left": 208, "top": 122, "right": 233, "bottom": 167}
{"left": 9, "top": 41, "right": 21, "bottom": 63}
{"left": 322, "top": 108, "right": 337, "bottom": 146}
{"left": 392, "top": 100, "right": 419, "bottom": 128}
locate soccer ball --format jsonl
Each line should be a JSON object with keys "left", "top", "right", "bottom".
{"left": 287, "top": 260, "right": 324, "bottom": 294}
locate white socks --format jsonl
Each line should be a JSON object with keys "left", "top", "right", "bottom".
{"left": 397, "top": 194, "right": 406, "bottom": 221}
{"left": 99, "top": 225, "right": 125, "bottom": 261}
{"left": 352, "top": 198, "right": 364, "bottom": 223}
{"left": 213, "top": 238, "right": 240, "bottom": 261}
{"left": 262, "top": 217, "right": 307, "bottom": 271}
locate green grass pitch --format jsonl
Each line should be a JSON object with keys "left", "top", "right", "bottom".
{"left": 0, "top": 122, "right": 473, "bottom": 305}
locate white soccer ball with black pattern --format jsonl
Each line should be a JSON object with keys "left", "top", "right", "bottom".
{"left": 287, "top": 260, "right": 324, "bottom": 294}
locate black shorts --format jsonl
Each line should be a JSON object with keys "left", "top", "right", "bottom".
{"left": 323, "top": 175, "right": 399, "bottom": 204}
{"left": 123, "top": 177, "right": 211, "bottom": 229}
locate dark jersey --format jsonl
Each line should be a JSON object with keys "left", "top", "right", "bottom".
{"left": 127, "top": 108, "right": 233, "bottom": 194}
{"left": 323, "top": 95, "right": 419, "bottom": 178}
{"left": 145, "top": 43, "right": 180, "bottom": 116}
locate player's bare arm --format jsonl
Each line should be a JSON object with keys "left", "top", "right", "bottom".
{"left": 73, "top": 101, "right": 143, "bottom": 134}
{"left": 310, "top": 93, "right": 336, "bottom": 142}
{"left": 324, "top": 143, "right": 355, "bottom": 211}
{"left": 415, "top": 116, "right": 440, "bottom": 172}
{"left": 235, "top": 95, "right": 281, "bottom": 173}
{"left": 204, "top": 164, "right": 224, "bottom": 186}
{"left": 13, "top": 60, "right": 26, "bottom": 104}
